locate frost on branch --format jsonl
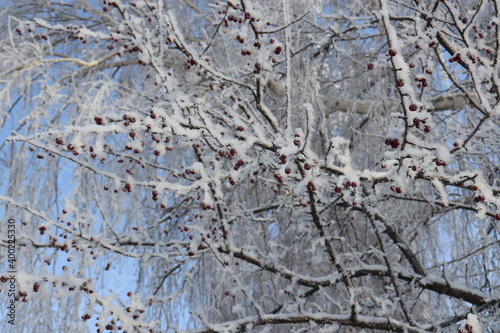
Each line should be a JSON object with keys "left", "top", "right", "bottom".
{"left": 0, "top": 0, "right": 499, "bottom": 332}
{"left": 458, "top": 314, "right": 482, "bottom": 333}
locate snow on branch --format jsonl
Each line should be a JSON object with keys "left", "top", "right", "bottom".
{"left": 1, "top": 0, "right": 499, "bottom": 332}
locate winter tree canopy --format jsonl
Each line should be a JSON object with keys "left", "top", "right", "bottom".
{"left": 0, "top": 0, "right": 499, "bottom": 332}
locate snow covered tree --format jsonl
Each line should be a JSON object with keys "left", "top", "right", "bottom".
{"left": 0, "top": 0, "right": 499, "bottom": 332}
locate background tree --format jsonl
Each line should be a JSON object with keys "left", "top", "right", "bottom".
{"left": 0, "top": 0, "right": 499, "bottom": 332}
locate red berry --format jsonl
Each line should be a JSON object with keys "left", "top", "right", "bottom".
{"left": 409, "top": 104, "right": 418, "bottom": 111}
{"left": 304, "top": 163, "right": 311, "bottom": 170}
{"left": 396, "top": 79, "right": 404, "bottom": 87}
{"left": 388, "top": 49, "right": 397, "bottom": 57}
{"left": 367, "top": 63, "right": 374, "bottom": 70}
{"left": 473, "top": 195, "right": 485, "bottom": 203}
{"left": 334, "top": 186, "right": 342, "bottom": 193}
{"left": 391, "top": 139, "right": 400, "bottom": 149}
